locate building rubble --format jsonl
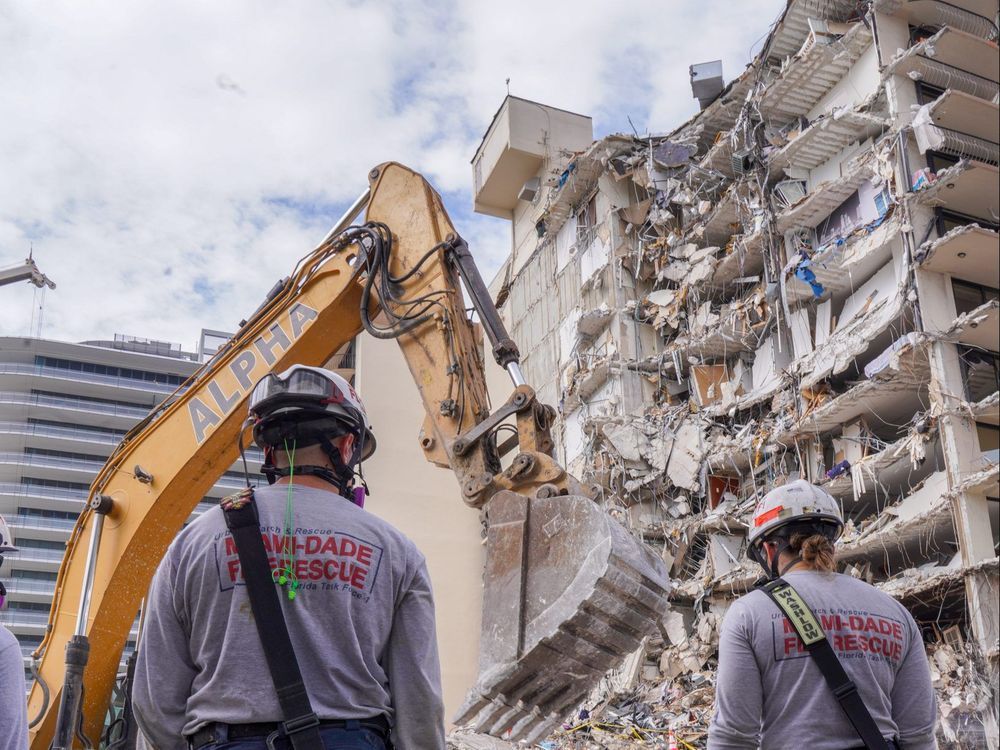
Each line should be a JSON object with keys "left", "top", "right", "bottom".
{"left": 467, "top": 0, "right": 998, "bottom": 746}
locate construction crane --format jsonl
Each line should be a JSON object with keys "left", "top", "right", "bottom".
{"left": 0, "top": 255, "right": 56, "bottom": 290}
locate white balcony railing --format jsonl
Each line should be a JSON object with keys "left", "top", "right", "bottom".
{"left": 0, "top": 363, "right": 183, "bottom": 394}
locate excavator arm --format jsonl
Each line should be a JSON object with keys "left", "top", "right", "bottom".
{"left": 27, "top": 163, "right": 669, "bottom": 749}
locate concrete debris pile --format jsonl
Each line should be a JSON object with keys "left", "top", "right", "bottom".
{"left": 472, "top": 0, "right": 999, "bottom": 745}
{"left": 929, "top": 643, "right": 998, "bottom": 749}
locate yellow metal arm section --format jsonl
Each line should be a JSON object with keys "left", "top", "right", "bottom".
{"left": 26, "top": 162, "right": 508, "bottom": 747}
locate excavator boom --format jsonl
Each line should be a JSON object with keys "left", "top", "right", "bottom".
{"left": 27, "top": 163, "right": 669, "bottom": 748}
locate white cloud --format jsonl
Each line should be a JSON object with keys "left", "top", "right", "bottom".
{"left": 0, "top": 0, "right": 784, "bottom": 347}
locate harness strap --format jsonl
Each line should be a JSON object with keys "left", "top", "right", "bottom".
{"left": 222, "top": 489, "right": 324, "bottom": 750}
{"left": 760, "top": 578, "right": 890, "bottom": 750}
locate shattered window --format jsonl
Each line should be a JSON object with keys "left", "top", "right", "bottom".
{"left": 952, "top": 279, "right": 1000, "bottom": 316}
{"left": 937, "top": 208, "right": 1000, "bottom": 236}
{"left": 959, "top": 346, "right": 1000, "bottom": 401}
{"left": 915, "top": 82, "right": 946, "bottom": 105}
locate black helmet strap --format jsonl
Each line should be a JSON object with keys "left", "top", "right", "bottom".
{"left": 260, "top": 436, "right": 355, "bottom": 500}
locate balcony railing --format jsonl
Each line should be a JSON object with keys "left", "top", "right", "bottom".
{"left": 12, "top": 547, "right": 65, "bottom": 562}
{"left": 5, "top": 579, "right": 58, "bottom": 595}
{"left": 0, "top": 391, "right": 151, "bottom": 419}
{"left": 0, "top": 451, "right": 105, "bottom": 472}
{"left": 10, "top": 514, "right": 78, "bottom": 531}
{"left": 0, "top": 363, "right": 183, "bottom": 394}
{"left": 0, "top": 610, "right": 51, "bottom": 625}
{"left": 0, "top": 482, "right": 89, "bottom": 503}
{"left": 0, "top": 421, "right": 122, "bottom": 445}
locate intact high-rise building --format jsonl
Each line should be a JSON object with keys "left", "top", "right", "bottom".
{"left": 0, "top": 332, "right": 255, "bottom": 686}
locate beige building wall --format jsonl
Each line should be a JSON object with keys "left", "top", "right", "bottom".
{"left": 353, "top": 335, "right": 484, "bottom": 725}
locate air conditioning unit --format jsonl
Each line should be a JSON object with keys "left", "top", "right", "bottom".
{"left": 731, "top": 149, "right": 754, "bottom": 176}
{"left": 799, "top": 19, "right": 836, "bottom": 55}
{"left": 773, "top": 179, "right": 808, "bottom": 208}
{"left": 690, "top": 60, "right": 724, "bottom": 110}
{"left": 518, "top": 177, "right": 541, "bottom": 203}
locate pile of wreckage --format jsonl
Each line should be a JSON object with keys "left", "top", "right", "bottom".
{"left": 460, "top": 0, "right": 998, "bottom": 746}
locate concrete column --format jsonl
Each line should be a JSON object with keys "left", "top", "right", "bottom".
{"left": 913, "top": 264, "right": 999, "bottom": 669}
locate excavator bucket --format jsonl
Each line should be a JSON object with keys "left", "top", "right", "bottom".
{"left": 455, "top": 491, "right": 671, "bottom": 743}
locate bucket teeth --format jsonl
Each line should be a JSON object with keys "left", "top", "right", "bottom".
{"left": 455, "top": 492, "right": 671, "bottom": 742}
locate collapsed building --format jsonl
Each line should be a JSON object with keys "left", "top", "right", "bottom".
{"left": 464, "top": 1, "right": 999, "bottom": 746}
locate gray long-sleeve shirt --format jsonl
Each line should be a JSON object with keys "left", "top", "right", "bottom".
{"left": 0, "top": 625, "right": 29, "bottom": 750}
{"left": 708, "top": 571, "right": 937, "bottom": 750}
{"left": 132, "top": 483, "right": 444, "bottom": 750}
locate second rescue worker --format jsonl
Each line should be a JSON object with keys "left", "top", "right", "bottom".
{"left": 708, "top": 480, "right": 937, "bottom": 750}
{"left": 133, "top": 365, "right": 445, "bottom": 749}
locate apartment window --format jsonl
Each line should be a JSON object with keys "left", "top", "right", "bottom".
{"left": 926, "top": 150, "right": 960, "bottom": 173}
{"left": 31, "top": 390, "right": 150, "bottom": 410}
{"left": 915, "top": 82, "right": 946, "bottom": 105}
{"left": 952, "top": 279, "right": 1000, "bottom": 316}
{"left": 909, "top": 24, "right": 940, "bottom": 45}
{"left": 11, "top": 570, "right": 58, "bottom": 581}
{"left": 4, "top": 601, "right": 51, "bottom": 612}
{"left": 34, "top": 356, "right": 185, "bottom": 387}
{"left": 577, "top": 194, "right": 599, "bottom": 246}
{"left": 21, "top": 477, "right": 91, "bottom": 492}
{"left": 15, "top": 539, "right": 66, "bottom": 551}
{"left": 977, "top": 423, "right": 1000, "bottom": 454}
{"left": 16, "top": 507, "right": 79, "bottom": 521}
{"left": 27, "top": 418, "right": 125, "bottom": 437}
{"left": 24, "top": 447, "right": 107, "bottom": 462}
{"left": 936, "top": 209, "right": 1000, "bottom": 237}
{"left": 959, "top": 347, "right": 1000, "bottom": 401}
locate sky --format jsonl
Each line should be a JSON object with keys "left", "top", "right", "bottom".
{"left": 0, "top": 0, "right": 785, "bottom": 349}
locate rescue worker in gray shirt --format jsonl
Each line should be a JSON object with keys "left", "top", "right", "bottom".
{"left": 133, "top": 366, "right": 445, "bottom": 749}
{"left": 708, "top": 480, "right": 937, "bottom": 750}
{"left": 0, "top": 515, "right": 29, "bottom": 750}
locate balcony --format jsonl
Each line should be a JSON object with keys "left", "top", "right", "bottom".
{"left": 876, "top": 0, "right": 999, "bottom": 41}
{"left": 914, "top": 90, "right": 1000, "bottom": 166}
{"left": 698, "top": 134, "right": 736, "bottom": 178}
{"left": 708, "top": 231, "right": 767, "bottom": 289}
{"left": 821, "top": 430, "right": 941, "bottom": 502}
{"left": 0, "top": 421, "right": 122, "bottom": 446}
{"left": 783, "top": 209, "right": 900, "bottom": 306}
{"left": 769, "top": 109, "right": 889, "bottom": 171}
{"left": 0, "top": 391, "right": 151, "bottom": 420}
{"left": 0, "top": 610, "right": 51, "bottom": 626}
{"left": 775, "top": 155, "right": 875, "bottom": 232}
{"left": 9, "top": 514, "right": 77, "bottom": 532}
{"left": 778, "top": 333, "right": 932, "bottom": 438}
{"left": 884, "top": 27, "right": 1000, "bottom": 101}
{"left": 917, "top": 224, "right": 999, "bottom": 286}
{"left": 12, "top": 547, "right": 65, "bottom": 563}
{"left": 949, "top": 299, "right": 1000, "bottom": 352}
{"left": 0, "top": 482, "right": 88, "bottom": 504}
{"left": 760, "top": 22, "right": 874, "bottom": 123}
{"left": 764, "top": 0, "right": 866, "bottom": 62}
{"left": 0, "top": 362, "right": 182, "bottom": 395}
{"left": 914, "top": 159, "right": 1000, "bottom": 222}
{"left": 0, "top": 451, "right": 105, "bottom": 474}
{"left": 4, "top": 579, "right": 58, "bottom": 596}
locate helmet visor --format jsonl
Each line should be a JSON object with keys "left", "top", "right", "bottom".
{"left": 249, "top": 369, "right": 342, "bottom": 412}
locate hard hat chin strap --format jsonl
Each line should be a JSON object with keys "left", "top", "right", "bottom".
{"left": 751, "top": 537, "right": 804, "bottom": 581}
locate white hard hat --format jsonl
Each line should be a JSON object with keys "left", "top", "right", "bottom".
{"left": 747, "top": 479, "right": 844, "bottom": 549}
{"left": 0, "top": 515, "right": 17, "bottom": 553}
{"left": 249, "top": 365, "right": 376, "bottom": 463}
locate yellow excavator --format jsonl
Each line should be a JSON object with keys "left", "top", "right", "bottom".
{"left": 26, "top": 163, "right": 671, "bottom": 748}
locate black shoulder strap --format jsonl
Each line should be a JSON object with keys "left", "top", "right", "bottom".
{"left": 222, "top": 489, "right": 324, "bottom": 750}
{"left": 761, "top": 578, "right": 890, "bottom": 750}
